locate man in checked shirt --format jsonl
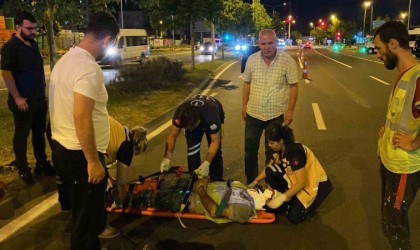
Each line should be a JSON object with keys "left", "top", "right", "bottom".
{"left": 242, "top": 29, "right": 298, "bottom": 185}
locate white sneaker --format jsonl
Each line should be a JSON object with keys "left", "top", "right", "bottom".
{"left": 98, "top": 225, "right": 121, "bottom": 239}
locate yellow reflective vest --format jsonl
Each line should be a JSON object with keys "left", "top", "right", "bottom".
{"left": 272, "top": 145, "right": 328, "bottom": 209}
{"left": 378, "top": 64, "right": 420, "bottom": 173}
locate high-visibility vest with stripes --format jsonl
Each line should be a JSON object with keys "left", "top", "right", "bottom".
{"left": 379, "top": 64, "right": 420, "bottom": 173}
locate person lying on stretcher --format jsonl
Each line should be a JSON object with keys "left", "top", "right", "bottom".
{"left": 125, "top": 174, "right": 286, "bottom": 224}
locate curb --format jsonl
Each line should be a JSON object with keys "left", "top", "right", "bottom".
{"left": 0, "top": 176, "right": 56, "bottom": 220}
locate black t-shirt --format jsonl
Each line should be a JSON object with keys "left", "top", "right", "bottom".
{"left": 1, "top": 35, "right": 45, "bottom": 100}
{"left": 172, "top": 95, "right": 225, "bottom": 134}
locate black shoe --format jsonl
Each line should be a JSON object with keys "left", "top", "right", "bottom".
{"left": 19, "top": 168, "right": 36, "bottom": 184}
{"left": 35, "top": 161, "right": 55, "bottom": 177}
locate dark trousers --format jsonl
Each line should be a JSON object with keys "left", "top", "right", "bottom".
{"left": 7, "top": 97, "right": 47, "bottom": 170}
{"left": 380, "top": 162, "right": 420, "bottom": 250}
{"left": 52, "top": 140, "right": 107, "bottom": 250}
{"left": 244, "top": 114, "right": 284, "bottom": 184}
{"left": 185, "top": 128, "right": 223, "bottom": 180}
{"left": 286, "top": 179, "right": 333, "bottom": 224}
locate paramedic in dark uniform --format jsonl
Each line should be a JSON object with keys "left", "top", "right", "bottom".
{"left": 160, "top": 95, "right": 225, "bottom": 180}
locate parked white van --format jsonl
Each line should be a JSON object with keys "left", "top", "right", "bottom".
{"left": 409, "top": 28, "right": 420, "bottom": 50}
{"left": 100, "top": 29, "right": 150, "bottom": 66}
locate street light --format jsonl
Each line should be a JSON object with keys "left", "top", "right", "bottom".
{"left": 363, "top": 1, "right": 371, "bottom": 37}
{"left": 400, "top": 12, "right": 408, "bottom": 24}
{"left": 287, "top": 15, "right": 293, "bottom": 44}
{"left": 408, "top": 0, "right": 412, "bottom": 29}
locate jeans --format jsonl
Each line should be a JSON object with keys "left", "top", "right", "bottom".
{"left": 380, "top": 163, "right": 420, "bottom": 250}
{"left": 7, "top": 97, "right": 47, "bottom": 170}
{"left": 185, "top": 128, "right": 223, "bottom": 180}
{"left": 244, "top": 114, "right": 284, "bottom": 184}
{"left": 52, "top": 140, "right": 107, "bottom": 250}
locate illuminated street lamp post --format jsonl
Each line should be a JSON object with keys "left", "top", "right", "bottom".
{"left": 159, "top": 20, "right": 163, "bottom": 38}
{"left": 363, "top": 1, "right": 371, "bottom": 37}
{"left": 400, "top": 12, "right": 408, "bottom": 24}
{"left": 408, "top": 0, "right": 412, "bottom": 29}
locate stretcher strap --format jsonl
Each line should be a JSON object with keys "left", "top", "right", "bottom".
{"left": 216, "top": 187, "right": 232, "bottom": 217}
{"left": 394, "top": 174, "right": 407, "bottom": 211}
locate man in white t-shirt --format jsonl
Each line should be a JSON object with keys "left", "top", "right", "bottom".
{"left": 49, "top": 11, "right": 119, "bottom": 250}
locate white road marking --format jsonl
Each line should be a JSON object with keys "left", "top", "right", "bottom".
{"left": 312, "top": 103, "right": 327, "bottom": 130}
{"left": 202, "top": 61, "right": 237, "bottom": 95}
{"left": 313, "top": 50, "right": 353, "bottom": 68}
{"left": 0, "top": 193, "right": 59, "bottom": 242}
{"left": 369, "top": 76, "right": 390, "bottom": 85}
{"left": 224, "top": 81, "right": 235, "bottom": 87}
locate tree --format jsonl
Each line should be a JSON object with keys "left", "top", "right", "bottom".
{"left": 216, "top": 0, "right": 253, "bottom": 38}
{"left": 137, "top": 0, "right": 223, "bottom": 69}
{"left": 3, "top": 0, "right": 119, "bottom": 69}
{"left": 252, "top": 0, "right": 272, "bottom": 33}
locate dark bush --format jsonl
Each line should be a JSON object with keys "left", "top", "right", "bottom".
{"left": 108, "top": 56, "right": 184, "bottom": 94}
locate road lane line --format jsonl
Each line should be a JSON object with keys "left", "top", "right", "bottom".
{"left": 312, "top": 103, "right": 327, "bottom": 130}
{"left": 0, "top": 192, "right": 59, "bottom": 242}
{"left": 202, "top": 61, "right": 237, "bottom": 95}
{"left": 314, "top": 49, "right": 353, "bottom": 68}
{"left": 369, "top": 76, "right": 390, "bottom": 85}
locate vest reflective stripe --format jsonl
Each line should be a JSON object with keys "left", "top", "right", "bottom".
{"left": 379, "top": 65, "right": 420, "bottom": 173}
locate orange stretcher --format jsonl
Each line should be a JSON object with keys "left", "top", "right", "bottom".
{"left": 105, "top": 178, "right": 276, "bottom": 224}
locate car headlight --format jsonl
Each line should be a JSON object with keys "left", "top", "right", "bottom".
{"left": 106, "top": 47, "right": 117, "bottom": 56}
{"left": 241, "top": 45, "right": 247, "bottom": 51}
{"left": 200, "top": 46, "right": 204, "bottom": 51}
{"left": 235, "top": 45, "right": 240, "bottom": 51}
{"left": 209, "top": 47, "right": 213, "bottom": 51}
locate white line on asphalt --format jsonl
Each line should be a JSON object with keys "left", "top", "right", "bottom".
{"left": 313, "top": 50, "right": 353, "bottom": 68}
{"left": 202, "top": 61, "right": 237, "bottom": 95}
{"left": 312, "top": 103, "right": 327, "bottom": 130}
{"left": 336, "top": 51, "right": 382, "bottom": 64}
{"left": 369, "top": 76, "right": 390, "bottom": 85}
{"left": 0, "top": 192, "right": 59, "bottom": 242}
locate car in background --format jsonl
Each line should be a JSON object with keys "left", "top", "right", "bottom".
{"left": 412, "top": 35, "right": 420, "bottom": 58}
{"left": 302, "top": 41, "right": 312, "bottom": 49}
{"left": 332, "top": 42, "right": 345, "bottom": 51}
{"left": 277, "top": 39, "right": 286, "bottom": 48}
{"left": 234, "top": 43, "right": 249, "bottom": 55}
{"left": 200, "top": 42, "right": 217, "bottom": 55}
{"left": 240, "top": 45, "right": 260, "bottom": 73}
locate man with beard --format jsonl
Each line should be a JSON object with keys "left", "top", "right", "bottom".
{"left": 242, "top": 29, "right": 298, "bottom": 184}
{"left": 49, "top": 11, "right": 119, "bottom": 250}
{"left": 374, "top": 21, "right": 420, "bottom": 250}
{"left": 1, "top": 11, "right": 54, "bottom": 183}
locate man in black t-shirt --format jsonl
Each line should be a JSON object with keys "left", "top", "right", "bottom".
{"left": 1, "top": 11, "right": 53, "bottom": 183}
{"left": 160, "top": 95, "right": 225, "bottom": 180}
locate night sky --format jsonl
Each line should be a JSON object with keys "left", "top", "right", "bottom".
{"left": 0, "top": 0, "right": 418, "bottom": 35}
{"left": 252, "top": 0, "right": 420, "bottom": 34}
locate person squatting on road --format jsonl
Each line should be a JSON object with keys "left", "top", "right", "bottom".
{"left": 248, "top": 123, "right": 332, "bottom": 224}
{"left": 49, "top": 11, "right": 119, "bottom": 250}
{"left": 1, "top": 11, "right": 54, "bottom": 183}
{"left": 242, "top": 29, "right": 298, "bottom": 184}
{"left": 374, "top": 21, "right": 420, "bottom": 250}
{"left": 160, "top": 94, "right": 225, "bottom": 180}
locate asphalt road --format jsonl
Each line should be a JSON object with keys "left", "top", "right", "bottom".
{"left": 1, "top": 47, "right": 420, "bottom": 250}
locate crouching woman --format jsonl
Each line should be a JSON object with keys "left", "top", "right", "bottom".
{"left": 249, "top": 123, "right": 332, "bottom": 224}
